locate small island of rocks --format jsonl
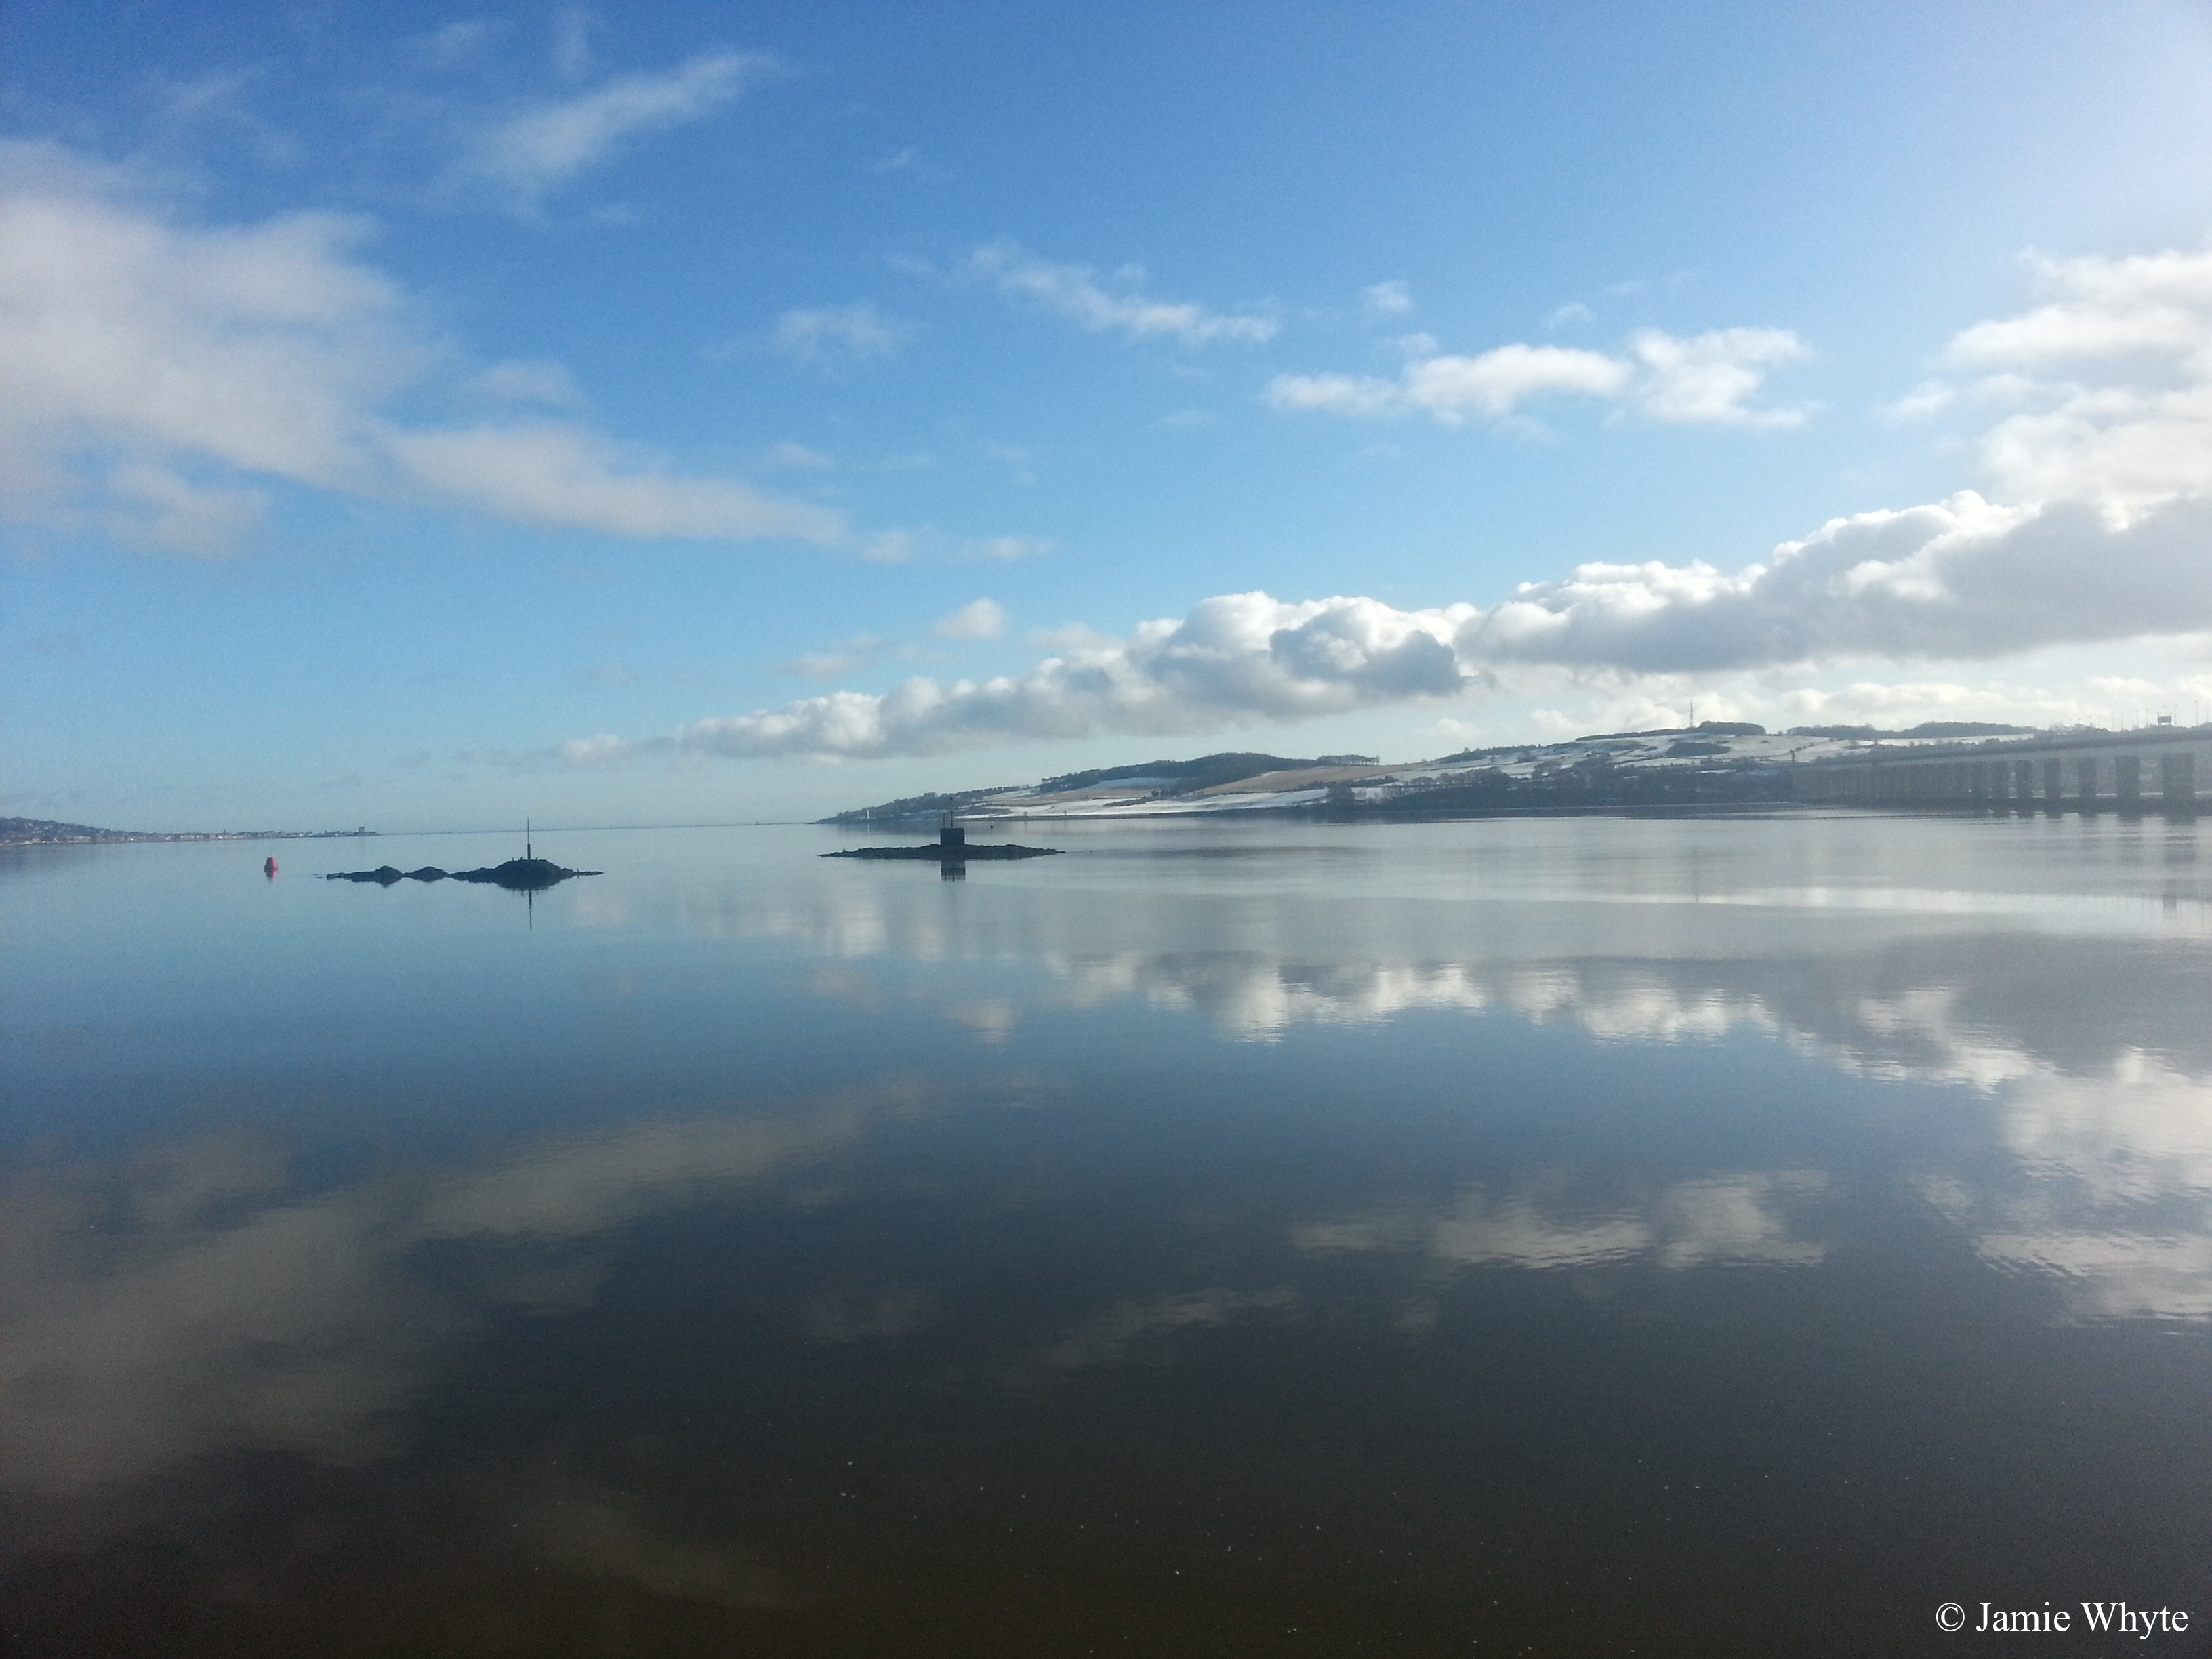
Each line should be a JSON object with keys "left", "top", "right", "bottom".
{"left": 324, "top": 857, "right": 600, "bottom": 890}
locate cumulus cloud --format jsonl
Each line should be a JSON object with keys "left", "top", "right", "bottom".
{"left": 1629, "top": 327, "right": 1810, "bottom": 427}
{"left": 541, "top": 233, "right": 2212, "bottom": 763}
{"left": 970, "top": 241, "right": 1276, "bottom": 346}
{"left": 565, "top": 592, "right": 1475, "bottom": 764}
{"left": 564, "top": 491, "right": 2212, "bottom": 762}
{"left": 1940, "top": 245, "right": 2212, "bottom": 510}
{"left": 455, "top": 50, "right": 772, "bottom": 203}
{"left": 771, "top": 302, "right": 907, "bottom": 366}
{"left": 1460, "top": 491, "right": 2212, "bottom": 672}
{"left": 0, "top": 143, "right": 840, "bottom": 552}
{"left": 1268, "top": 327, "right": 1807, "bottom": 427}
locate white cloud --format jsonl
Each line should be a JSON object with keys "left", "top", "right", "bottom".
{"left": 1361, "top": 279, "right": 1413, "bottom": 316}
{"left": 1463, "top": 491, "right": 2212, "bottom": 672}
{"left": 0, "top": 164, "right": 407, "bottom": 495}
{"left": 970, "top": 241, "right": 1277, "bottom": 346}
{"left": 931, "top": 598, "right": 1008, "bottom": 640}
{"left": 457, "top": 50, "right": 773, "bottom": 203}
{"left": 0, "top": 144, "right": 840, "bottom": 552}
{"left": 1946, "top": 248, "right": 2212, "bottom": 371}
{"left": 565, "top": 489, "right": 2212, "bottom": 762}
{"left": 565, "top": 592, "right": 1475, "bottom": 764}
{"left": 1629, "top": 327, "right": 1811, "bottom": 427}
{"left": 771, "top": 302, "right": 906, "bottom": 365}
{"left": 382, "top": 423, "right": 841, "bottom": 542}
{"left": 1938, "top": 246, "right": 2212, "bottom": 510}
{"left": 539, "top": 232, "right": 2212, "bottom": 763}
{"left": 1267, "top": 329, "right": 1806, "bottom": 428}
{"left": 1269, "top": 344, "right": 1632, "bottom": 424}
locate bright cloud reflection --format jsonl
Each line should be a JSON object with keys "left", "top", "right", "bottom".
{"left": 691, "top": 823, "right": 2212, "bottom": 1324}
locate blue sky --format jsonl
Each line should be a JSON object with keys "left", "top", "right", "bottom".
{"left": 7, "top": 1, "right": 2212, "bottom": 830}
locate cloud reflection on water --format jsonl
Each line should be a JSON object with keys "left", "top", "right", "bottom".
{"left": 0, "top": 1078, "right": 1038, "bottom": 1502}
{"left": 9, "top": 819, "right": 2212, "bottom": 1616}
{"left": 699, "top": 832, "right": 2212, "bottom": 1327}
{"left": 1297, "top": 1172, "right": 1828, "bottom": 1275}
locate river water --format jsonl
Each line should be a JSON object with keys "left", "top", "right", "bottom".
{"left": 5, "top": 811, "right": 2210, "bottom": 1656}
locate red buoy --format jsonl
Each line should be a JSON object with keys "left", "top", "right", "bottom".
{"left": 264, "top": 857, "right": 279, "bottom": 878}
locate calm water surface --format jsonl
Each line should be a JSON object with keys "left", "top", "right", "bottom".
{"left": 5, "top": 812, "right": 2211, "bottom": 1656}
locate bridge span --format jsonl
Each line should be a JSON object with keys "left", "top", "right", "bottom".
{"left": 1792, "top": 724, "right": 2211, "bottom": 812}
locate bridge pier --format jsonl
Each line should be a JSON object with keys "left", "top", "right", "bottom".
{"left": 1791, "top": 730, "right": 2210, "bottom": 814}
{"left": 2163, "top": 752, "right": 2197, "bottom": 813}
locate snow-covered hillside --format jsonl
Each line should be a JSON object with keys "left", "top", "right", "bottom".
{"left": 823, "top": 723, "right": 2036, "bottom": 823}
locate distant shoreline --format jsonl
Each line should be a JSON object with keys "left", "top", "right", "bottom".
{"left": 0, "top": 818, "right": 377, "bottom": 847}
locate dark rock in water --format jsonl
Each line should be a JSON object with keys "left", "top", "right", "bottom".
{"left": 825, "top": 844, "right": 1061, "bottom": 861}
{"left": 325, "top": 857, "right": 598, "bottom": 890}
{"left": 826, "top": 824, "right": 1060, "bottom": 863}
{"left": 824, "top": 827, "right": 1060, "bottom": 862}
{"left": 446, "top": 857, "right": 600, "bottom": 890}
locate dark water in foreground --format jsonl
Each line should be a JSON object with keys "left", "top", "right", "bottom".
{"left": 5, "top": 812, "right": 2211, "bottom": 1657}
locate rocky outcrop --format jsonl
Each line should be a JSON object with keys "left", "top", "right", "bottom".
{"left": 323, "top": 858, "right": 599, "bottom": 890}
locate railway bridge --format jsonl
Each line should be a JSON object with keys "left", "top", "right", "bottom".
{"left": 1792, "top": 724, "right": 2211, "bottom": 812}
